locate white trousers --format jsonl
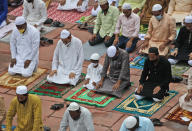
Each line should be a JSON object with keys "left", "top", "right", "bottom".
{"left": 0, "top": 20, "right": 6, "bottom": 28}
{"left": 168, "top": 58, "right": 192, "bottom": 66}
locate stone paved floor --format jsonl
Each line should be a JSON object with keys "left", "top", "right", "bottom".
{"left": 0, "top": 5, "right": 190, "bottom": 130}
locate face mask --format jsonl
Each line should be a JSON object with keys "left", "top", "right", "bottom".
{"left": 112, "top": 55, "right": 118, "bottom": 61}
{"left": 92, "top": 63, "right": 98, "bottom": 67}
{"left": 155, "top": 15, "right": 162, "bottom": 21}
{"left": 18, "top": 29, "right": 25, "bottom": 34}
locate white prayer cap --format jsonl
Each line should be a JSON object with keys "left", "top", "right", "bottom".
{"left": 90, "top": 53, "right": 100, "bottom": 60}
{"left": 15, "top": 16, "right": 26, "bottom": 25}
{"left": 152, "top": 4, "right": 162, "bottom": 11}
{"left": 99, "top": 0, "right": 108, "bottom": 5}
{"left": 107, "top": 46, "right": 117, "bottom": 58}
{"left": 122, "top": 3, "right": 132, "bottom": 10}
{"left": 125, "top": 116, "right": 137, "bottom": 129}
{"left": 68, "top": 102, "right": 80, "bottom": 111}
{"left": 60, "top": 29, "right": 70, "bottom": 39}
{"left": 185, "top": 16, "right": 192, "bottom": 23}
{"left": 16, "top": 85, "right": 28, "bottom": 95}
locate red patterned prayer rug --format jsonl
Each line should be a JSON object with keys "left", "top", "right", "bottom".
{"left": 166, "top": 107, "right": 192, "bottom": 125}
{"left": 8, "top": 2, "right": 92, "bottom": 23}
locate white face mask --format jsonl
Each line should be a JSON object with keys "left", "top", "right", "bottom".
{"left": 92, "top": 63, "right": 98, "bottom": 67}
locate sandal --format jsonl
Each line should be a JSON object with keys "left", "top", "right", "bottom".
{"left": 50, "top": 103, "right": 64, "bottom": 110}
{"left": 44, "top": 18, "right": 53, "bottom": 24}
{"left": 51, "top": 21, "right": 65, "bottom": 27}
{"left": 151, "top": 118, "right": 163, "bottom": 126}
{"left": 40, "top": 37, "right": 53, "bottom": 46}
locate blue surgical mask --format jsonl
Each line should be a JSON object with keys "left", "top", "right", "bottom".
{"left": 155, "top": 15, "right": 162, "bottom": 21}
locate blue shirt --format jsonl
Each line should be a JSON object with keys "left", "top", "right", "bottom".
{"left": 0, "top": 0, "right": 8, "bottom": 25}
{"left": 119, "top": 116, "right": 155, "bottom": 131}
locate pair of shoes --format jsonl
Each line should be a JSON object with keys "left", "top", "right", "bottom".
{"left": 40, "top": 37, "right": 53, "bottom": 46}
{"left": 51, "top": 21, "right": 65, "bottom": 27}
{"left": 50, "top": 103, "right": 64, "bottom": 110}
{"left": 151, "top": 118, "right": 163, "bottom": 126}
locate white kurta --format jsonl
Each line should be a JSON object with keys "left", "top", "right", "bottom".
{"left": 23, "top": 0, "right": 47, "bottom": 30}
{"left": 91, "top": 6, "right": 101, "bottom": 16}
{"left": 83, "top": 63, "right": 103, "bottom": 90}
{"left": 0, "top": 20, "right": 6, "bottom": 28}
{"left": 47, "top": 36, "right": 84, "bottom": 85}
{"left": 57, "top": 0, "right": 89, "bottom": 12}
{"left": 59, "top": 106, "right": 94, "bottom": 131}
{"left": 8, "top": 24, "right": 40, "bottom": 77}
{"left": 179, "top": 73, "right": 192, "bottom": 112}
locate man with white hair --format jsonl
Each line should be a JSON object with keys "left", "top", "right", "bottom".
{"left": 96, "top": 46, "right": 130, "bottom": 98}
{"left": 140, "top": 4, "right": 176, "bottom": 56}
{"left": 84, "top": 53, "right": 103, "bottom": 90}
{"left": 120, "top": 116, "right": 154, "bottom": 131}
{"left": 59, "top": 102, "right": 94, "bottom": 131}
{"left": 8, "top": 16, "right": 40, "bottom": 77}
{"left": 168, "top": 16, "right": 192, "bottom": 66}
{"left": 89, "top": 0, "right": 119, "bottom": 47}
{"left": 6, "top": 85, "right": 43, "bottom": 131}
{"left": 22, "top": 0, "right": 47, "bottom": 30}
{"left": 47, "top": 29, "right": 84, "bottom": 86}
{"left": 114, "top": 3, "right": 140, "bottom": 53}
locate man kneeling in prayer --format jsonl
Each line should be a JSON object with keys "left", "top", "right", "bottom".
{"left": 96, "top": 46, "right": 130, "bottom": 98}
{"left": 83, "top": 53, "right": 103, "bottom": 90}
{"left": 47, "top": 29, "right": 84, "bottom": 86}
{"left": 8, "top": 16, "right": 40, "bottom": 77}
{"left": 135, "top": 47, "right": 172, "bottom": 102}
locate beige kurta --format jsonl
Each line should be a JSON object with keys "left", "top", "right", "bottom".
{"left": 140, "top": 13, "right": 176, "bottom": 56}
{"left": 179, "top": 73, "right": 192, "bottom": 112}
{"left": 168, "top": 0, "right": 192, "bottom": 23}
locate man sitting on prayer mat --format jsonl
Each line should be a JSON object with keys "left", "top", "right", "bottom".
{"left": 118, "top": 0, "right": 146, "bottom": 14}
{"left": 179, "top": 70, "right": 192, "bottom": 112}
{"left": 58, "top": 0, "right": 89, "bottom": 12}
{"left": 0, "top": 95, "right": 6, "bottom": 131}
{"left": 8, "top": 16, "right": 40, "bottom": 78}
{"left": 120, "top": 116, "right": 154, "bottom": 131}
{"left": 135, "top": 47, "right": 172, "bottom": 102}
{"left": 59, "top": 102, "right": 94, "bottom": 131}
{"left": 168, "top": 0, "right": 192, "bottom": 23}
{"left": 113, "top": 3, "right": 140, "bottom": 53}
{"left": 140, "top": 0, "right": 170, "bottom": 24}
{"left": 83, "top": 53, "right": 103, "bottom": 90}
{"left": 22, "top": 0, "right": 47, "bottom": 31}
{"left": 89, "top": 0, "right": 119, "bottom": 47}
{"left": 0, "top": 0, "right": 8, "bottom": 28}
{"left": 168, "top": 16, "right": 192, "bottom": 66}
{"left": 47, "top": 29, "right": 84, "bottom": 86}
{"left": 140, "top": 4, "right": 176, "bottom": 56}
{"left": 96, "top": 46, "right": 130, "bottom": 98}
{"left": 6, "top": 86, "right": 43, "bottom": 131}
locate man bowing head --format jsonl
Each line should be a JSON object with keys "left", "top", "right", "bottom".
{"left": 47, "top": 29, "right": 84, "bottom": 86}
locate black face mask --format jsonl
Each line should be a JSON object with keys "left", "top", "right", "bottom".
{"left": 112, "top": 55, "right": 118, "bottom": 61}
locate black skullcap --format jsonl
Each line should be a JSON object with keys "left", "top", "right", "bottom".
{"left": 148, "top": 47, "right": 159, "bottom": 55}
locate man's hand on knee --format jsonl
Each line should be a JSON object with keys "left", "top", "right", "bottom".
{"left": 104, "top": 36, "right": 111, "bottom": 42}
{"left": 10, "top": 58, "right": 16, "bottom": 67}
{"left": 90, "top": 34, "right": 97, "bottom": 42}
{"left": 136, "top": 84, "right": 143, "bottom": 94}
{"left": 69, "top": 72, "right": 76, "bottom": 79}
{"left": 49, "top": 70, "right": 57, "bottom": 77}
{"left": 112, "top": 80, "right": 121, "bottom": 91}
{"left": 77, "top": 0, "right": 83, "bottom": 6}
{"left": 24, "top": 60, "right": 31, "bottom": 69}
{"left": 96, "top": 79, "right": 103, "bottom": 89}
{"left": 60, "top": 0, "right": 66, "bottom": 6}
{"left": 153, "top": 86, "right": 160, "bottom": 94}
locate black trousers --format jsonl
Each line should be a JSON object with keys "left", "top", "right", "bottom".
{"left": 89, "top": 33, "right": 115, "bottom": 47}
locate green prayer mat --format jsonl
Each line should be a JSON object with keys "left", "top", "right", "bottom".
{"left": 171, "top": 64, "right": 190, "bottom": 77}
{"left": 113, "top": 90, "right": 178, "bottom": 117}
{"left": 29, "top": 73, "right": 86, "bottom": 98}
{"left": 65, "top": 87, "right": 115, "bottom": 107}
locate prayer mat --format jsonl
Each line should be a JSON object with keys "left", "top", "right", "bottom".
{"left": 113, "top": 90, "right": 178, "bottom": 117}
{"left": 65, "top": 87, "right": 115, "bottom": 107}
{"left": 130, "top": 55, "right": 147, "bottom": 70}
{"left": 8, "top": 2, "right": 92, "bottom": 23}
{"left": 0, "top": 68, "right": 47, "bottom": 89}
{"left": 171, "top": 64, "right": 190, "bottom": 77}
{"left": 29, "top": 73, "right": 86, "bottom": 98}
{"left": 83, "top": 41, "right": 107, "bottom": 61}
{"left": 1, "top": 125, "right": 16, "bottom": 131}
{"left": 166, "top": 107, "right": 192, "bottom": 125}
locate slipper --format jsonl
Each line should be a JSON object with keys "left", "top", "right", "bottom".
{"left": 44, "top": 18, "right": 53, "bottom": 24}
{"left": 50, "top": 103, "right": 64, "bottom": 110}
{"left": 51, "top": 21, "right": 65, "bottom": 27}
{"left": 151, "top": 118, "right": 163, "bottom": 126}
